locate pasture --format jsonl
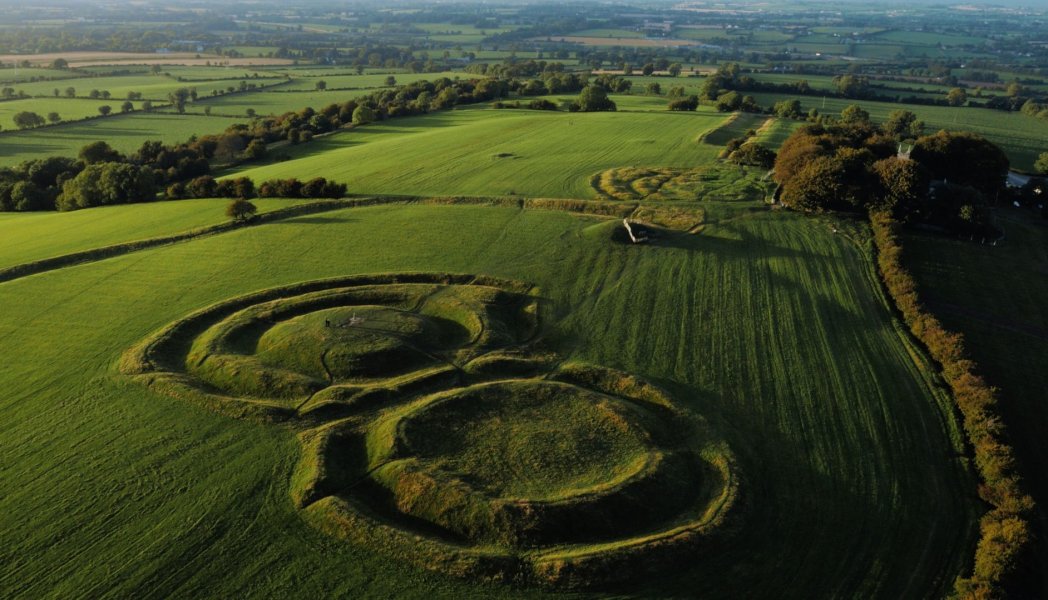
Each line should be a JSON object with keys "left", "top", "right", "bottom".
{"left": 0, "top": 194, "right": 974, "bottom": 597}
{"left": 228, "top": 104, "right": 732, "bottom": 198}
{"left": 0, "top": 112, "right": 245, "bottom": 166}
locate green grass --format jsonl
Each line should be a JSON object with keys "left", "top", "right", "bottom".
{"left": 273, "top": 71, "right": 475, "bottom": 92}
{"left": 0, "top": 112, "right": 246, "bottom": 167}
{"left": 228, "top": 104, "right": 731, "bottom": 198}
{"left": 871, "top": 30, "right": 985, "bottom": 47}
{"left": 0, "top": 97, "right": 146, "bottom": 129}
{"left": 903, "top": 209, "right": 1048, "bottom": 591}
{"left": 0, "top": 198, "right": 975, "bottom": 597}
{"left": 7, "top": 74, "right": 285, "bottom": 101}
{"left": 752, "top": 117, "right": 802, "bottom": 149}
{"left": 400, "top": 380, "right": 651, "bottom": 500}
{"left": 700, "top": 112, "right": 770, "bottom": 146}
{"left": 0, "top": 198, "right": 312, "bottom": 269}
{"left": 0, "top": 67, "right": 81, "bottom": 83}
{"left": 571, "top": 28, "right": 645, "bottom": 38}
{"left": 190, "top": 89, "right": 359, "bottom": 116}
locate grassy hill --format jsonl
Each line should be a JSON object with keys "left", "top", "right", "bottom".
{"left": 0, "top": 196, "right": 975, "bottom": 597}
{"left": 228, "top": 105, "right": 732, "bottom": 198}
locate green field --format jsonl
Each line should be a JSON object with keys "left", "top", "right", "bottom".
{"left": 0, "top": 14, "right": 1038, "bottom": 594}
{"left": 273, "top": 71, "right": 474, "bottom": 92}
{"left": 0, "top": 192, "right": 974, "bottom": 596}
{"left": 0, "top": 198, "right": 312, "bottom": 269}
{"left": 0, "top": 97, "right": 147, "bottom": 129}
{"left": 0, "top": 112, "right": 245, "bottom": 167}
{"left": 229, "top": 104, "right": 731, "bottom": 197}
{"left": 6, "top": 74, "right": 286, "bottom": 101}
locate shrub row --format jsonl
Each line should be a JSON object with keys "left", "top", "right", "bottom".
{"left": 870, "top": 211, "right": 1034, "bottom": 598}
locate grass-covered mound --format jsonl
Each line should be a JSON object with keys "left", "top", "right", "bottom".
{"left": 121, "top": 272, "right": 739, "bottom": 589}
{"left": 295, "top": 363, "right": 738, "bottom": 589}
{"left": 122, "top": 273, "right": 538, "bottom": 418}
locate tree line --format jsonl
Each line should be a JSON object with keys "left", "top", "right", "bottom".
{"left": 1, "top": 71, "right": 620, "bottom": 212}
{"left": 871, "top": 212, "right": 1034, "bottom": 598}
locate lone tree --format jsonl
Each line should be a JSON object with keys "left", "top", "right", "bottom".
{"left": 226, "top": 198, "right": 257, "bottom": 221}
{"left": 121, "top": 101, "right": 134, "bottom": 113}
{"left": 47, "top": 112, "right": 61, "bottom": 124}
{"left": 97, "top": 105, "right": 112, "bottom": 116}
{"left": 13, "top": 111, "right": 45, "bottom": 129}
{"left": 947, "top": 87, "right": 968, "bottom": 107}
{"left": 573, "top": 85, "right": 616, "bottom": 112}
{"left": 315, "top": 80, "right": 327, "bottom": 91}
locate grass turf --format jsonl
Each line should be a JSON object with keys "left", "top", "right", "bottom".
{"left": 226, "top": 105, "right": 731, "bottom": 198}
{"left": 0, "top": 199, "right": 974, "bottom": 597}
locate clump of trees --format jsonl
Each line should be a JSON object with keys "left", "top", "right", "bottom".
{"left": 773, "top": 117, "right": 1007, "bottom": 236}
{"left": 56, "top": 162, "right": 157, "bottom": 211}
{"left": 168, "top": 176, "right": 346, "bottom": 200}
{"left": 667, "top": 95, "right": 699, "bottom": 111}
{"left": 727, "top": 143, "right": 776, "bottom": 169}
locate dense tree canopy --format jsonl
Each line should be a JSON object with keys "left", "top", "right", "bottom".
{"left": 773, "top": 120, "right": 1005, "bottom": 235}
{"left": 56, "top": 163, "right": 157, "bottom": 211}
{"left": 910, "top": 130, "right": 1008, "bottom": 195}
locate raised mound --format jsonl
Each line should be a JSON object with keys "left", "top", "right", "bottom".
{"left": 120, "top": 273, "right": 739, "bottom": 589}
{"left": 399, "top": 380, "right": 653, "bottom": 500}
{"left": 256, "top": 306, "right": 460, "bottom": 380}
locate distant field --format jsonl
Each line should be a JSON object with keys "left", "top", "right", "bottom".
{"left": 542, "top": 36, "right": 703, "bottom": 47}
{"left": 191, "top": 89, "right": 360, "bottom": 116}
{"left": 0, "top": 197, "right": 312, "bottom": 269}
{"left": 228, "top": 104, "right": 731, "bottom": 198}
{"left": 0, "top": 67, "right": 80, "bottom": 83}
{"left": 0, "top": 112, "right": 244, "bottom": 166}
{"left": 570, "top": 28, "right": 645, "bottom": 38}
{"left": 274, "top": 71, "right": 475, "bottom": 92}
{"left": 0, "top": 98, "right": 146, "bottom": 130}
{"left": 6, "top": 74, "right": 286, "bottom": 101}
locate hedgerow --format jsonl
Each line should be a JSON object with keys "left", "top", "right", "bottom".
{"left": 870, "top": 211, "right": 1034, "bottom": 598}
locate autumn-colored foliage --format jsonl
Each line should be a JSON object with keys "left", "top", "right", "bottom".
{"left": 870, "top": 211, "right": 1033, "bottom": 597}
